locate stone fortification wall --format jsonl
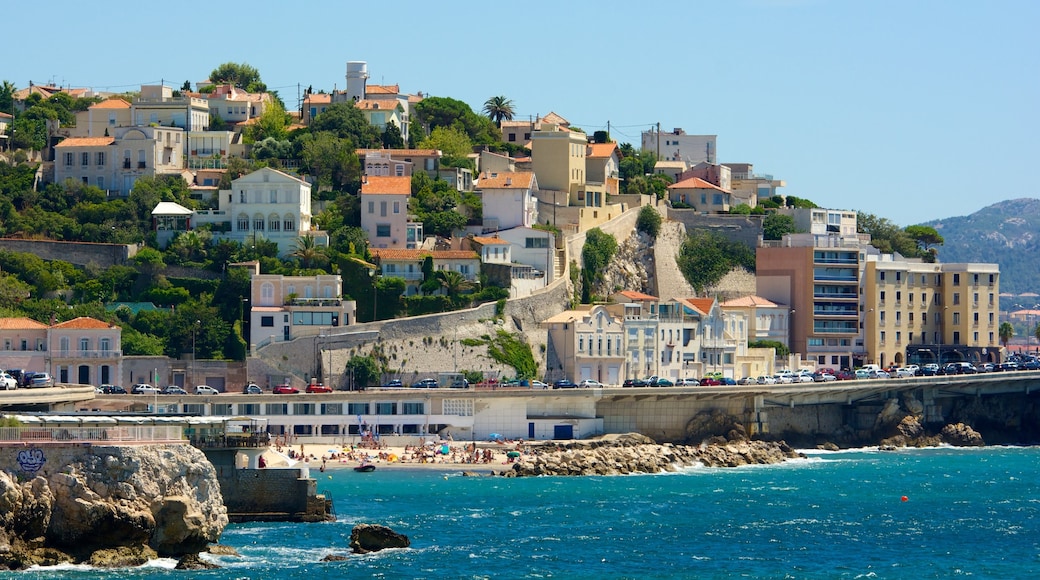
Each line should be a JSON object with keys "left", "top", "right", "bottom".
{"left": 665, "top": 210, "right": 765, "bottom": 249}
{"left": 564, "top": 203, "right": 642, "bottom": 273}
{"left": 0, "top": 239, "right": 138, "bottom": 267}
{"left": 216, "top": 466, "right": 318, "bottom": 520}
{"left": 597, "top": 395, "right": 758, "bottom": 443}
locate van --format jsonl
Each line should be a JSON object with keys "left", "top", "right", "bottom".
{"left": 860, "top": 364, "right": 881, "bottom": 373}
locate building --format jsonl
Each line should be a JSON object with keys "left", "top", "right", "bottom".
{"left": 724, "top": 163, "right": 785, "bottom": 206}
{"left": 249, "top": 274, "right": 355, "bottom": 353}
{"left": 69, "top": 98, "right": 132, "bottom": 138}
{"left": 175, "top": 167, "right": 322, "bottom": 257}
{"left": 667, "top": 177, "right": 731, "bottom": 213}
{"left": 205, "top": 85, "right": 272, "bottom": 127}
{"left": 494, "top": 226, "right": 560, "bottom": 285}
{"left": 543, "top": 305, "right": 626, "bottom": 385}
{"left": 0, "top": 316, "right": 122, "bottom": 386}
{"left": 132, "top": 85, "right": 209, "bottom": 132}
{"left": 360, "top": 176, "right": 421, "bottom": 249}
{"left": 477, "top": 171, "right": 538, "bottom": 232}
{"left": 585, "top": 142, "right": 620, "bottom": 196}
{"left": 720, "top": 295, "right": 791, "bottom": 347}
{"left": 54, "top": 125, "right": 185, "bottom": 195}
{"left": 357, "top": 149, "right": 441, "bottom": 178}
{"left": 531, "top": 123, "right": 587, "bottom": 200}
{"left": 863, "top": 257, "right": 1001, "bottom": 368}
{"left": 369, "top": 249, "right": 480, "bottom": 296}
{"left": 787, "top": 207, "right": 858, "bottom": 237}
{"left": 642, "top": 128, "right": 716, "bottom": 165}
{"left": 302, "top": 93, "right": 331, "bottom": 124}
{"left": 0, "top": 112, "right": 10, "bottom": 150}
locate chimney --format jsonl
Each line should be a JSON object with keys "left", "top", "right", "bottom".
{"left": 505, "top": 178, "right": 512, "bottom": 186}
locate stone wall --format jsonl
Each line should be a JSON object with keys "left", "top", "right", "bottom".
{"left": 213, "top": 465, "right": 318, "bottom": 521}
{"left": 0, "top": 239, "right": 139, "bottom": 268}
{"left": 665, "top": 210, "right": 765, "bottom": 248}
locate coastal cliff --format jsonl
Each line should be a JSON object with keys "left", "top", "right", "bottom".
{"left": 0, "top": 444, "right": 227, "bottom": 569}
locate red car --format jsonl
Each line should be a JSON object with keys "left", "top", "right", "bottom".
{"left": 306, "top": 384, "right": 332, "bottom": 393}
{"left": 273, "top": 384, "right": 299, "bottom": 394}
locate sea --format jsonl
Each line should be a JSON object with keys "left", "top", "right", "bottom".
{"left": 7, "top": 446, "right": 1040, "bottom": 579}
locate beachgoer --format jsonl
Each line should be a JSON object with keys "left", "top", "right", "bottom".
{"left": 258, "top": 456, "right": 267, "bottom": 468}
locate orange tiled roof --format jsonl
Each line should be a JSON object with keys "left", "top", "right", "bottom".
{"left": 687, "top": 298, "right": 716, "bottom": 315}
{"left": 617, "top": 290, "right": 658, "bottom": 301}
{"left": 669, "top": 177, "right": 729, "bottom": 192}
{"left": 55, "top": 137, "right": 116, "bottom": 148}
{"left": 0, "top": 317, "right": 49, "bottom": 330}
{"left": 357, "top": 148, "right": 440, "bottom": 157}
{"left": 478, "top": 171, "right": 534, "bottom": 189}
{"left": 370, "top": 249, "right": 479, "bottom": 261}
{"left": 361, "top": 176, "right": 411, "bottom": 195}
{"left": 0, "top": 112, "right": 12, "bottom": 120}
{"left": 91, "top": 98, "right": 131, "bottom": 109}
{"left": 587, "top": 142, "right": 618, "bottom": 159}
{"left": 720, "top": 295, "right": 780, "bottom": 308}
{"left": 471, "top": 236, "right": 510, "bottom": 245}
{"left": 304, "top": 93, "right": 332, "bottom": 104}
{"left": 366, "top": 84, "right": 400, "bottom": 95}
{"left": 355, "top": 99, "right": 401, "bottom": 111}
{"left": 539, "top": 112, "right": 569, "bottom": 126}
{"left": 51, "top": 316, "right": 114, "bottom": 330}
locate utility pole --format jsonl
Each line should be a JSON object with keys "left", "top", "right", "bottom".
{"left": 656, "top": 122, "right": 661, "bottom": 160}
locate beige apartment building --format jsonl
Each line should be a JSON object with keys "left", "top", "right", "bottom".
{"left": 863, "top": 258, "right": 1001, "bottom": 368}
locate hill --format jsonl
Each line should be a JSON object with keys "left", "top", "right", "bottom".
{"left": 925, "top": 198, "right": 1040, "bottom": 296}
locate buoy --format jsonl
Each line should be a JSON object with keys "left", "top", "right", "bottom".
{"left": 901, "top": 496, "right": 908, "bottom": 502}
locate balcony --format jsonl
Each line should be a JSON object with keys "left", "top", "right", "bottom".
{"left": 285, "top": 298, "right": 343, "bottom": 307}
{"left": 56, "top": 350, "right": 123, "bottom": 359}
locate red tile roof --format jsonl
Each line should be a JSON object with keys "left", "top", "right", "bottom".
{"left": 55, "top": 137, "right": 116, "bottom": 148}
{"left": 370, "top": 249, "right": 479, "bottom": 261}
{"left": 356, "top": 99, "right": 402, "bottom": 111}
{"left": 686, "top": 298, "right": 716, "bottom": 316}
{"left": 617, "top": 290, "right": 658, "bottom": 301}
{"left": 361, "top": 176, "right": 411, "bottom": 195}
{"left": 357, "top": 148, "right": 440, "bottom": 157}
{"left": 587, "top": 142, "right": 618, "bottom": 159}
{"left": 91, "top": 98, "right": 131, "bottom": 109}
{"left": 478, "top": 171, "right": 534, "bottom": 189}
{"left": 669, "top": 177, "right": 729, "bottom": 192}
{"left": 720, "top": 295, "right": 780, "bottom": 308}
{"left": 366, "top": 84, "right": 400, "bottom": 95}
{"left": 51, "top": 317, "right": 115, "bottom": 330}
{"left": 0, "top": 317, "right": 48, "bottom": 330}
{"left": 304, "top": 93, "right": 332, "bottom": 104}
{"left": 471, "top": 236, "right": 510, "bottom": 245}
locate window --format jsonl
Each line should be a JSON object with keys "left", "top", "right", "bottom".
{"left": 376, "top": 224, "right": 391, "bottom": 237}
{"left": 508, "top": 133, "right": 516, "bottom": 142}
{"left": 81, "top": 152, "right": 89, "bottom": 166}
{"left": 293, "top": 403, "right": 316, "bottom": 415}
{"left": 525, "top": 237, "right": 548, "bottom": 249}
{"left": 64, "top": 152, "right": 73, "bottom": 166}
{"left": 347, "top": 403, "right": 369, "bottom": 415}
{"left": 79, "top": 338, "right": 90, "bottom": 351}
{"left": 375, "top": 402, "right": 396, "bottom": 415}
{"left": 368, "top": 201, "right": 375, "bottom": 214}
{"left": 322, "top": 403, "right": 342, "bottom": 415}
{"left": 97, "top": 176, "right": 104, "bottom": 189}
{"left": 212, "top": 404, "right": 233, "bottom": 415}
{"left": 253, "top": 216, "right": 265, "bottom": 231}
{"left": 953, "top": 293, "right": 960, "bottom": 305}
{"left": 953, "top": 331, "right": 961, "bottom": 343}
{"left": 896, "top": 272, "right": 902, "bottom": 282}
{"left": 237, "top": 215, "right": 249, "bottom": 231}
{"left": 880, "top": 272, "right": 886, "bottom": 281}
{"left": 989, "top": 313, "right": 994, "bottom": 323}
{"left": 260, "top": 316, "right": 274, "bottom": 327}
{"left": 880, "top": 291, "right": 886, "bottom": 302}
{"left": 380, "top": 201, "right": 387, "bottom": 217}
{"left": 269, "top": 216, "right": 280, "bottom": 231}
{"left": 393, "top": 201, "right": 400, "bottom": 214}
{"left": 265, "top": 404, "right": 287, "bottom": 415}
{"left": 896, "top": 332, "right": 901, "bottom": 344}
{"left": 270, "top": 189, "right": 277, "bottom": 203}
{"left": 953, "top": 312, "right": 960, "bottom": 324}
{"left": 880, "top": 331, "right": 886, "bottom": 343}
{"left": 284, "top": 217, "right": 295, "bottom": 231}
{"left": 96, "top": 151, "right": 105, "bottom": 165}
{"left": 973, "top": 292, "right": 978, "bottom": 305}
{"left": 402, "top": 402, "right": 424, "bottom": 415}
{"left": 953, "top": 273, "right": 960, "bottom": 286}
{"left": 100, "top": 338, "right": 111, "bottom": 352}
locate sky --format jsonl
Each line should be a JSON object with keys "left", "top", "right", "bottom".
{"left": 6, "top": 0, "right": 1037, "bottom": 224}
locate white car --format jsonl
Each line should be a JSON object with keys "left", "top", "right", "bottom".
{"left": 814, "top": 373, "right": 837, "bottom": 382}
{"left": 773, "top": 374, "right": 794, "bottom": 384}
{"left": 29, "top": 373, "right": 53, "bottom": 387}
{"left": 578, "top": 379, "right": 605, "bottom": 388}
{"left": 757, "top": 376, "right": 777, "bottom": 385}
{"left": 0, "top": 373, "right": 17, "bottom": 390}
{"left": 195, "top": 385, "right": 220, "bottom": 395}
{"left": 529, "top": 380, "right": 549, "bottom": 389}
{"left": 795, "top": 374, "right": 815, "bottom": 383}
{"left": 131, "top": 383, "right": 160, "bottom": 394}
{"left": 895, "top": 368, "right": 915, "bottom": 378}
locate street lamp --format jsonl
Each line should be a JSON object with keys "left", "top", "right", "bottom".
{"left": 368, "top": 268, "right": 377, "bottom": 322}
{"left": 191, "top": 320, "right": 200, "bottom": 387}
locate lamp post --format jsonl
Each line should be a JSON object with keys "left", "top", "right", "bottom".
{"left": 368, "top": 268, "right": 377, "bottom": 322}
{"left": 191, "top": 320, "right": 200, "bottom": 388}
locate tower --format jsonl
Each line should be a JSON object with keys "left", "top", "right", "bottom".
{"left": 346, "top": 61, "right": 368, "bottom": 102}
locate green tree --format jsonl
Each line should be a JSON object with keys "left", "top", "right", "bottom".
{"left": 419, "top": 126, "right": 474, "bottom": 169}
{"left": 482, "top": 95, "right": 515, "bottom": 127}
{"left": 763, "top": 213, "right": 796, "bottom": 241}
{"left": 0, "top": 80, "right": 15, "bottom": 115}
{"left": 307, "top": 102, "right": 381, "bottom": 148}
{"left": 905, "top": 224, "right": 944, "bottom": 261}
{"left": 298, "top": 131, "right": 361, "bottom": 190}
{"left": 244, "top": 100, "right": 290, "bottom": 143}
{"left": 291, "top": 235, "right": 328, "bottom": 270}
{"left": 580, "top": 228, "right": 617, "bottom": 303}
{"left": 251, "top": 137, "right": 292, "bottom": 161}
{"left": 999, "top": 321, "right": 1014, "bottom": 349}
{"left": 437, "top": 269, "right": 475, "bottom": 300}
{"left": 381, "top": 121, "right": 405, "bottom": 149}
{"left": 636, "top": 205, "right": 662, "bottom": 239}
{"left": 344, "top": 355, "right": 380, "bottom": 390}
{"left": 414, "top": 96, "right": 499, "bottom": 144}
{"left": 209, "top": 62, "right": 266, "bottom": 92}
{"left": 677, "top": 230, "right": 756, "bottom": 293}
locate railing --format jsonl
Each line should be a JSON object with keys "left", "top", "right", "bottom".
{"left": 286, "top": 298, "right": 343, "bottom": 307}
{"left": 56, "top": 350, "right": 123, "bottom": 358}
{"left": 0, "top": 425, "right": 184, "bottom": 444}
{"left": 189, "top": 432, "right": 270, "bottom": 449}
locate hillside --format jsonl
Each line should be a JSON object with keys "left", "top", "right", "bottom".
{"left": 925, "top": 198, "right": 1040, "bottom": 295}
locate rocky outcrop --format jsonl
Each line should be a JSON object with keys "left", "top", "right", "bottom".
{"left": 350, "top": 524, "right": 410, "bottom": 554}
{"left": 940, "top": 423, "right": 985, "bottom": 446}
{"left": 0, "top": 444, "right": 227, "bottom": 570}
{"left": 502, "top": 433, "right": 804, "bottom": 477}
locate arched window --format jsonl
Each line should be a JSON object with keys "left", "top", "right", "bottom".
{"left": 237, "top": 213, "right": 249, "bottom": 231}
{"left": 253, "top": 214, "right": 265, "bottom": 231}
{"left": 283, "top": 215, "right": 296, "bottom": 231}
{"left": 269, "top": 213, "right": 280, "bottom": 231}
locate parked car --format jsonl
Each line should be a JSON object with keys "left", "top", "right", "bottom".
{"left": 578, "top": 379, "right": 605, "bottom": 388}
{"left": 903, "top": 364, "right": 921, "bottom": 376}
{"left": 997, "top": 362, "right": 1020, "bottom": 372}
{"left": 450, "top": 378, "right": 470, "bottom": 389}
{"left": 835, "top": 370, "right": 857, "bottom": 381}
{"left": 195, "top": 385, "right": 219, "bottom": 395}
{"left": 161, "top": 385, "right": 187, "bottom": 395}
{"left": 737, "top": 376, "right": 757, "bottom": 385}
{"left": 699, "top": 377, "right": 721, "bottom": 386}
{"left": 795, "top": 373, "right": 815, "bottom": 383}
{"left": 131, "top": 383, "right": 159, "bottom": 394}
{"left": 383, "top": 379, "right": 403, "bottom": 388}
{"left": 29, "top": 372, "right": 53, "bottom": 387}
{"left": 623, "top": 378, "right": 647, "bottom": 387}
{"left": 976, "top": 363, "right": 996, "bottom": 373}
{"left": 242, "top": 383, "right": 263, "bottom": 394}
{"left": 944, "top": 362, "right": 977, "bottom": 374}
{"left": 894, "top": 368, "right": 916, "bottom": 378}
{"left": 921, "top": 363, "right": 940, "bottom": 376}
{"left": 552, "top": 379, "right": 578, "bottom": 389}
{"left": 529, "top": 380, "right": 549, "bottom": 389}
{"left": 854, "top": 369, "right": 873, "bottom": 380}
{"left": 411, "top": 378, "right": 439, "bottom": 388}
{"left": 273, "top": 384, "right": 299, "bottom": 394}
{"left": 100, "top": 384, "right": 127, "bottom": 394}
{"left": 757, "top": 376, "right": 777, "bottom": 385}
{"left": 305, "top": 383, "right": 332, "bottom": 393}
{"left": 0, "top": 372, "right": 17, "bottom": 390}
{"left": 652, "top": 377, "right": 675, "bottom": 387}
{"left": 814, "top": 372, "right": 837, "bottom": 382}
{"left": 773, "top": 374, "right": 794, "bottom": 384}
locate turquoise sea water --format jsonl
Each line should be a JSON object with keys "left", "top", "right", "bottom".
{"left": 8, "top": 446, "right": 1040, "bottom": 579}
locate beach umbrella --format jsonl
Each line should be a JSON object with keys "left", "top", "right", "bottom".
{"left": 488, "top": 433, "right": 503, "bottom": 441}
{"left": 441, "top": 444, "right": 450, "bottom": 455}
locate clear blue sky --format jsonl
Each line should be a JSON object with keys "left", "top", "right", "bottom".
{"left": 7, "top": 0, "right": 1037, "bottom": 224}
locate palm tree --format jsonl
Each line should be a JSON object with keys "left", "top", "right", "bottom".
{"left": 437, "top": 270, "right": 475, "bottom": 299}
{"left": 291, "top": 235, "right": 327, "bottom": 270}
{"left": 482, "top": 96, "right": 515, "bottom": 127}
{"left": 999, "top": 321, "right": 1014, "bottom": 349}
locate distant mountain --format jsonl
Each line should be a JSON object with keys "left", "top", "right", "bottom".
{"left": 924, "top": 198, "right": 1040, "bottom": 296}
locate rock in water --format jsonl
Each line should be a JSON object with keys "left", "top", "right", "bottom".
{"left": 350, "top": 524, "right": 410, "bottom": 554}
{"left": 941, "top": 423, "right": 985, "bottom": 446}
{"left": 175, "top": 552, "right": 220, "bottom": 570}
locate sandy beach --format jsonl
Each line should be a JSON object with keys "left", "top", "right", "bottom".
{"left": 259, "top": 439, "right": 525, "bottom": 473}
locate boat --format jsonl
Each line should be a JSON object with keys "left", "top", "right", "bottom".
{"left": 353, "top": 463, "right": 376, "bottom": 472}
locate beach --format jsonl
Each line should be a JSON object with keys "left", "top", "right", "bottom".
{"left": 260, "top": 439, "right": 523, "bottom": 473}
